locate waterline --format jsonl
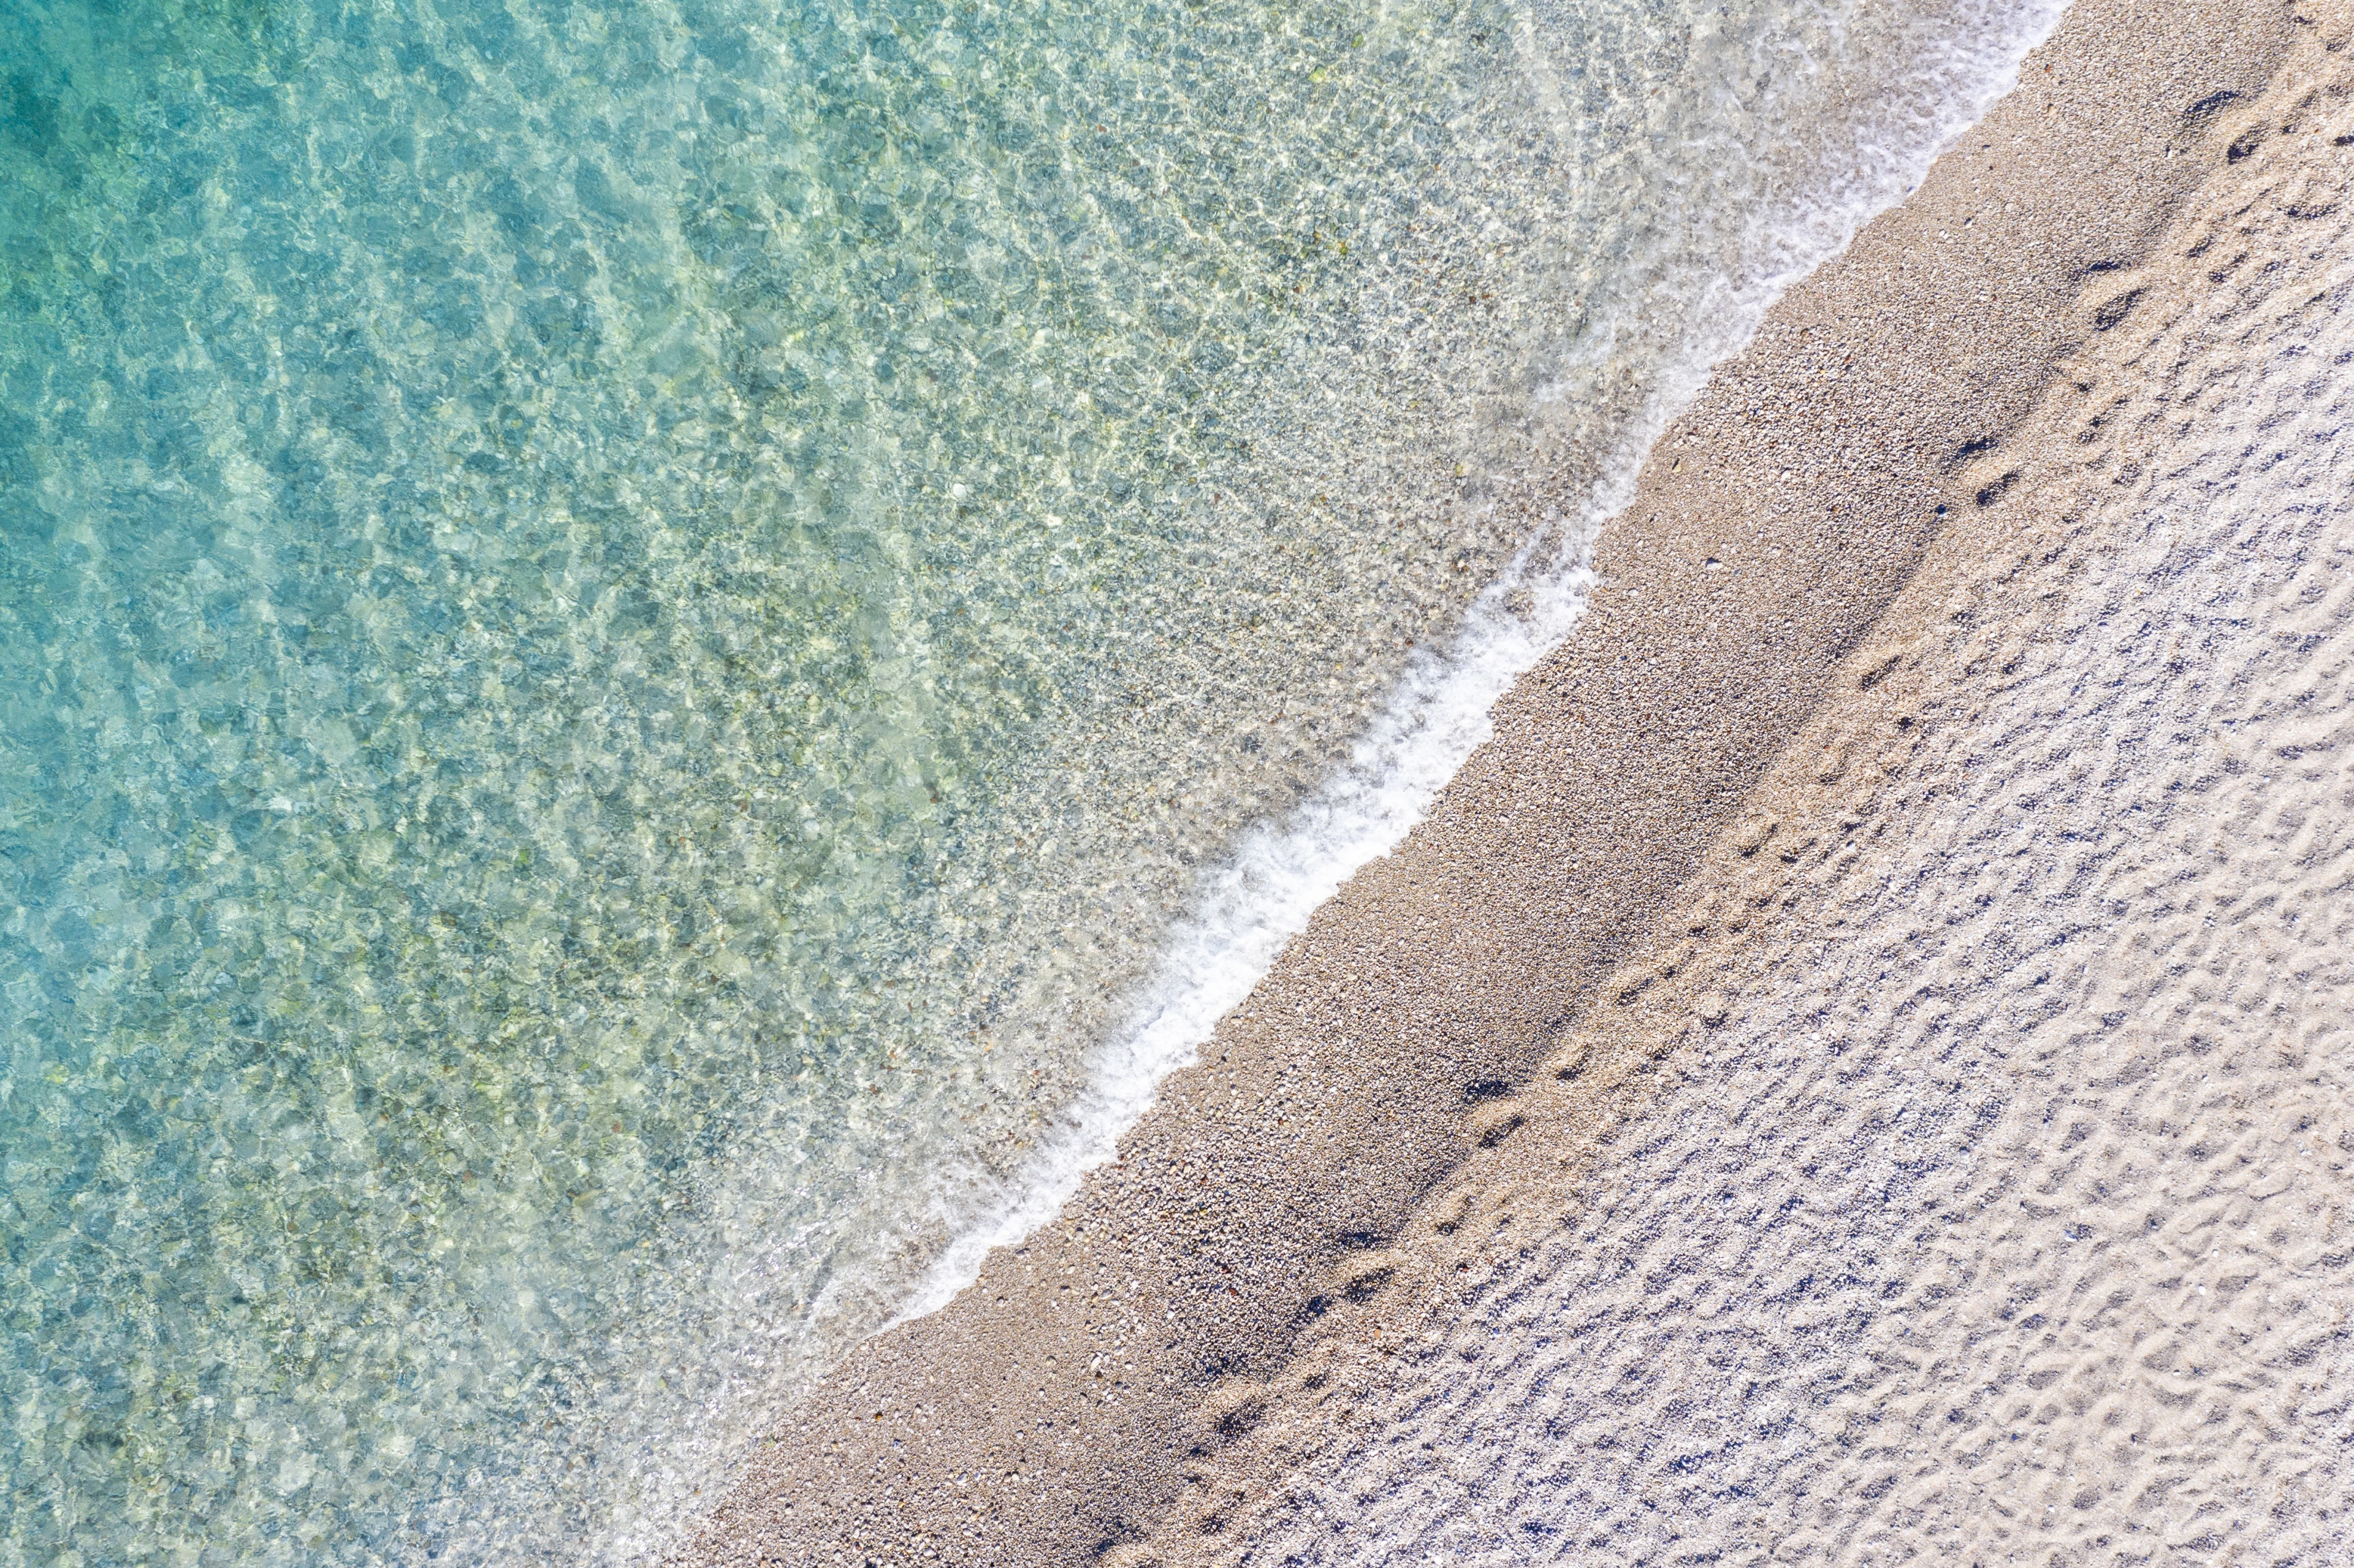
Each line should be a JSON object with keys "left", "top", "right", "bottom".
{"left": 886, "top": 0, "right": 2069, "bottom": 1339}
{"left": 0, "top": 0, "right": 2069, "bottom": 1561}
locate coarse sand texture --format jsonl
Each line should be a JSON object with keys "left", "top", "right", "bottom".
{"left": 676, "top": 2, "right": 2350, "bottom": 1564}
{"left": 1130, "top": 23, "right": 2354, "bottom": 1565}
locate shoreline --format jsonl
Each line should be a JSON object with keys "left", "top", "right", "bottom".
{"left": 676, "top": 2, "right": 2312, "bottom": 1561}
{"left": 883, "top": 0, "right": 2070, "bottom": 1337}
{"left": 1133, "top": 10, "right": 2354, "bottom": 1553}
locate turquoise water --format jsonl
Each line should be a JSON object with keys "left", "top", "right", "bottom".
{"left": 0, "top": 0, "right": 2053, "bottom": 1561}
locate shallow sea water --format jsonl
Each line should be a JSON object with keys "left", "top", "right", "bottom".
{"left": 1133, "top": 67, "right": 2354, "bottom": 1556}
{"left": 0, "top": 0, "right": 2054, "bottom": 1561}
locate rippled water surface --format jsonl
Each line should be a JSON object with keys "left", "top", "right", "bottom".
{"left": 0, "top": 0, "right": 2052, "bottom": 1560}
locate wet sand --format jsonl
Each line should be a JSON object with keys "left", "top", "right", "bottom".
{"left": 672, "top": 2, "right": 2333, "bottom": 1562}
{"left": 1130, "top": 12, "right": 2354, "bottom": 1556}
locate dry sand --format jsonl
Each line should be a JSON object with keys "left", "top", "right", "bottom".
{"left": 1126, "top": 21, "right": 2354, "bottom": 1559}
{"left": 673, "top": 1, "right": 2348, "bottom": 1562}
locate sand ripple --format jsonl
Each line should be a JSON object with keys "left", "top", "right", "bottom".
{"left": 1138, "top": 32, "right": 2354, "bottom": 1565}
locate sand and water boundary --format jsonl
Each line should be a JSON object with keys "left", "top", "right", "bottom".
{"left": 1132, "top": 10, "right": 2354, "bottom": 1556}
{"left": 676, "top": 1, "right": 2336, "bottom": 1560}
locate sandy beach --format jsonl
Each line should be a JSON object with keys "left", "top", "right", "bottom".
{"left": 676, "top": 1, "right": 2352, "bottom": 1561}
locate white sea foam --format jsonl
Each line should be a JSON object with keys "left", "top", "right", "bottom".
{"left": 609, "top": 4, "right": 2076, "bottom": 1558}
{"left": 1159, "top": 72, "right": 2354, "bottom": 1553}
{"left": 891, "top": 0, "right": 2071, "bottom": 1329}
{"left": 0, "top": 0, "right": 2083, "bottom": 1562}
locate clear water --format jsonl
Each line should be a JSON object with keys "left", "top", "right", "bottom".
{"left": 0, "top": 0, "right": 2054, "bottom": 1562}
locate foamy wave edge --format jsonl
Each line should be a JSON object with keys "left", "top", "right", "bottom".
{"left": 888, "top": 0, "right": 2071, "bottom": 1329}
